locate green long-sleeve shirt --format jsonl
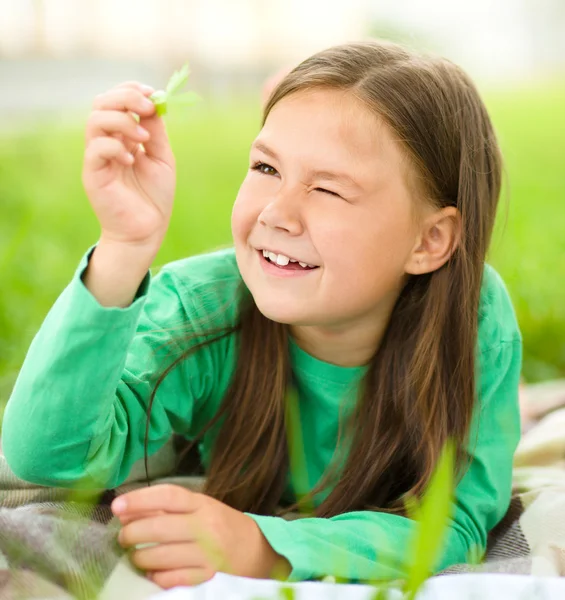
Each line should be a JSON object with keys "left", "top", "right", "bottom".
{"left": 2, "top": 246, "right": 522, "bottom": 582}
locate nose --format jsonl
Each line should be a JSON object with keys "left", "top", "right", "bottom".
{"left": 257, "top": 188, "right": 304, "bottom": 236}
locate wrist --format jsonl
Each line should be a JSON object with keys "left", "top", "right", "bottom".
{"left": 81, "top": 240, "right": 155, "bottom": 308}
{"left": 249, "top": 520, "right": 291, "bottom": 580}
{"left": 96, "top": 236, "right": 160, "bottom": 270}
{"left": 262, "top": 546, "right": 292, "bottom": 580}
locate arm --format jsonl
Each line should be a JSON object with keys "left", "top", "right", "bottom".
{"left": 1, "top": 246, "right": 215, "bottom": 488}
{"left": 249, "top": 338, "right": 522, "bottom": 582}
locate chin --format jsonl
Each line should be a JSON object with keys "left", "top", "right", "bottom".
{"left": 252, "top": 295, "right": 311, "bottom": 326}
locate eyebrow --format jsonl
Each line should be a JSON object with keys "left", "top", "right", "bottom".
{"left": 251, "top": 141, "right": 362, "bottom": 189}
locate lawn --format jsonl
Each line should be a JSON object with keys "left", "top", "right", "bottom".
{"left": 0, "top": 80, "right": 564, "bottom": 408}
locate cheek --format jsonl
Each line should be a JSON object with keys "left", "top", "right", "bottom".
{"left": 231, "top": 184, "right": 259, "bottom": 243}
{"left": 320, "top": 207, "right": 415, "bottom": 279}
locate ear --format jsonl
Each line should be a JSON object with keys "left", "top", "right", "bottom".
{"left": 405, "top": 206, "right": 462, "bottom": 275}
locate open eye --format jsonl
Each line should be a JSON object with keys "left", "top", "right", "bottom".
{"left": 251, "top": 162, "right": 278, "bottom": 176}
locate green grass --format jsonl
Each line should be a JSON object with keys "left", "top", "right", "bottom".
{"left": 486, "top": 82, "right": 565, "bottom": 382}
{"left": 0, "top": 81, "right": 564, "bottom": 408}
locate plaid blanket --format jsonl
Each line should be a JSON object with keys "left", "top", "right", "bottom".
{"left": 1, "top": 380, "right": 565, "bottom": 599}
{"left": 0, "top": 440, "right": 203, "bottom": 599}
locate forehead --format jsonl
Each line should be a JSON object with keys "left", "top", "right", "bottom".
{"left": 259, "top": 88, "right": 406, "bottom": 181}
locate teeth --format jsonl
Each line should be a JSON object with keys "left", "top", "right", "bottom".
{"left": 261, "top": 249, "right": 315, "bottom": 268}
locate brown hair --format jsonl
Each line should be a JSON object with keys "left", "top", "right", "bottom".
{"left": 145, "top": 40, "right": 502, "bottom": 517}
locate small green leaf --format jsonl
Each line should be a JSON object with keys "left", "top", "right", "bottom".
{"left": 166, "top": 63, "right": 191, "bottom": 96}
{"left": 149, "top": 63, "right": 198, "bottom": 117}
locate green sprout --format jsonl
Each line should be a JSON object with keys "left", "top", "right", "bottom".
{"left": 149, "top": 63, "right": 200, "bottom": 116}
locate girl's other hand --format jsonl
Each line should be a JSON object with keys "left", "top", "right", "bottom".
{"left": 82, "top": 82, "right": 176, "bottom": 251}
{"left": 111, "top": 484, "right": 291, "bottom": 589}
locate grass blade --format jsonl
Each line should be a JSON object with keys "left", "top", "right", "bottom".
{"left": 404, "top": 441, "right": 455, "bottom": 599}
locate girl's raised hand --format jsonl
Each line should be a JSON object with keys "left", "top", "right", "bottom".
{"left": 111, "top": 484, "right": 291, "bottom": 589}
{"left": 82, "top": 82, "right": 176, "bottom": 251}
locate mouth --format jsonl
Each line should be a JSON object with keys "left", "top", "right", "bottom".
{"left": 256, "top": 249, "right": 319, "bottom": 272}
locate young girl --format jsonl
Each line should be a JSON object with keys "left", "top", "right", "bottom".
{"left": 2, "top": 40, "right": 522, "bottom": 589}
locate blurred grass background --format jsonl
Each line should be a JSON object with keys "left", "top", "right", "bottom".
{"left": 1, "top": 80, "right": 564, "bottom": 408}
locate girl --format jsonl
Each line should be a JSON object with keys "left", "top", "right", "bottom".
{"left": 2, "top": 40, "right": 522, "bottom": 589}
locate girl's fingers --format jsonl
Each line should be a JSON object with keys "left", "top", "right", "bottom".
{"left": 118, "top": 513, "right": 199, "bottom": 547}
{"left": 92, "top": 87, "right": 156, "bottom": 118}
{"left": 134, "top": 109, "right": 175, "bottom": 165}
{"left": 84, "top": 136, "right": 133, "bottom": 171}
{"left": 149, "top": 566, "right": 215, "bottom": 589}
{"left": 112, "top": 484, "right": 200, "bottom": 516}
{"left": 90, "top": 81, "right": 173, "bottom": 165}
{"left": 131, "top": 542, "right": 202, "bottom": 571}
{"left": 117, "top": 509, "right": 165, "bottom": 526}
{"left": 110, "top": 132, "right": 139, "bottom": 156}
{"left": 86, "top": 110, "right": 150, "bottom": 147}
{"left": 112, "top": 85, "right": 174, "bottom": 164}
{"left": 86, "top": 81, "right": 155, "bottom": 152}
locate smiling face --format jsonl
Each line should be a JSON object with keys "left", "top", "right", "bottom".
{"left": 231, "top": 88, "right": 423, "bottom": 333}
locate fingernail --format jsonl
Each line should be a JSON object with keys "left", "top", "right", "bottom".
{"left": 141, "top": 84, "right": 155, "bottom": 94}
{"left": 143, "top": 97, "right": 155, "bottom": 109}
{"left": 136, "top": 126, "right": 149, "bottom": 138}
{"left": 112, "top": 497, "right": 127, "bottom": 514}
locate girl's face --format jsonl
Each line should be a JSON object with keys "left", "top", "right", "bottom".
{"left": 231, "top": 88, "right": 421, "bottom": 330}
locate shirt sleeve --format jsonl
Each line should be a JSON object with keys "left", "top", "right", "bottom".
{"left": 249, "top": 337, "right": 522, "bottom": 582}
{"left": 1, "top": 246, "right": 216, "bottom": 488}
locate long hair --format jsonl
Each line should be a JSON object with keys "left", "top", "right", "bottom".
{"left": 145, "top": 40, "right": 502, "bottom": 517}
